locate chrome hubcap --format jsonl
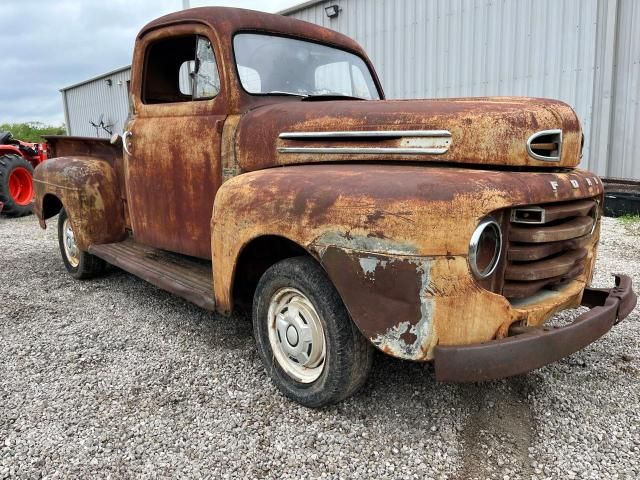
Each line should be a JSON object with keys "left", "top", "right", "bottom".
{"left": 63, "top": 218, "right": 80, "bottom": 268}
{"left": 267, "top": 287, "right": 326, "bottom": 383}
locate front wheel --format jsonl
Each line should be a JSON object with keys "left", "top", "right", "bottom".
{"left": 57, "top": 208, "right": 106, "bottom": 279}
{"left": 253, "top": 256, "right": 373, "bottom": 407}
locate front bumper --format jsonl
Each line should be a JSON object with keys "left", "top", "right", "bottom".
{"left": 434, "top": 274, "right": 637, "bottom": 382}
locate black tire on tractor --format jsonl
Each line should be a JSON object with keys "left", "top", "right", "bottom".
{"left": 57, "top": 208, "right": 106, "bottom": 279}
{"left": 253, "top": 256, "right": 374, "bottom": 408}
{"left": 0, "top": 154, "right": 35, "bottom": 217}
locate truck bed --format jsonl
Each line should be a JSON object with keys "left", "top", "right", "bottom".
{"left": 43, "top": 135, "right": 123, "bottom": 162}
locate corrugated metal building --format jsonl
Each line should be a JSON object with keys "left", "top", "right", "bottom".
{"left": 283, "top": 0, "right": 639, "bottom": 180}
{"left": 61, "top": 0, "right": 639, "bottom": 179}
{"left": 61, "top": 66, "right": 131, "bottom": 138}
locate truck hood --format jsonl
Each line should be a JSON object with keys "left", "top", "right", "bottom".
{"left": 234, "top": 97, "right": 582, "bottom": 171}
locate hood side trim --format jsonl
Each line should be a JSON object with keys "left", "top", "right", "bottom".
{"left": 278, "top": 146, "right": 451, "bottom": 155}
{"left": 279, "top": 130, "right": 452, "bottom": 139}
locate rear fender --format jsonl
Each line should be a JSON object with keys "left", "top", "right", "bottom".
{"left": 34, "top": 156, "right": 126, "bottom": 250}
{"left": 0, "top": 145, "right": 25, "bottom": 158}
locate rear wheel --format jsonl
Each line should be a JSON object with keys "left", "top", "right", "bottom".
{"left": 57, "top": 208, "right": 106, "bottom": 279}
{"left": 0, "top": 154, "right": 35, "bottom": 217}
{"left": 253, "top": 256, "right": 374, "bottom": 407}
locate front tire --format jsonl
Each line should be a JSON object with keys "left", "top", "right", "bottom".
{"left": 57, "top": 208, "right": 106, "bottom": 279}
{"left": 0, "top": 154, "right": 34, "bottom": 217}
{"left": 253, "top": 256, "right": 373, "bottom": 407}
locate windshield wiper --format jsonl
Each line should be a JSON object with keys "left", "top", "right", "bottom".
{"left": 265, "top": 90, "right": 309, "bottom": 98}
{"left": 301, "top": 94, "right": 366, "bottom": 101}
{"left": 263, "top": 91, "right": 366, "bottom": 101}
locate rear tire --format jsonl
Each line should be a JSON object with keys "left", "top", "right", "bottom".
{"left": 253, "top": 256, "right": 374, "bottom": 407}
{"left": 58, "top": 208, "right": 106, "bottom": 279}
{"left": 0, "top": 154, "right": 34, "bottom": 217}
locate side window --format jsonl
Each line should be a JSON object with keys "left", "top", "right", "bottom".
{"left": 143, "top": 35, "right": 220, "bottom": 104}
{"left": 194, "top": 37, "right": 220, "bottom": 98}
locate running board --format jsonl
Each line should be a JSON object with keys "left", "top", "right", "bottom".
{"left": 89, "top": 239, "right": 215, "bottom": 311}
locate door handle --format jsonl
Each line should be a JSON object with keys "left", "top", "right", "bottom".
{"left": 122, "top": 130, "right": 133, "bottom": 155}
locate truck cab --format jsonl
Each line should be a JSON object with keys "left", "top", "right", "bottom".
{"left": 34, "top": 7, "right": 636, "bottom": 407}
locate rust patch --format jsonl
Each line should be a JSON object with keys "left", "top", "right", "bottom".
{"left": 124, "top": 111, "right": 225, "bottom": 260}
{"left": 321, "top": 248, "right": 424, "bottom": 338}
{"left": 319, "top": 247, "right": 438, "bottom": 360}
{"left": 221, "top": 114, "right": 242, "bottom": 182}
{"left": 399, "top": 330, "right": 418, "bottom": 344}
{"left": 235, "top": 97, "right": 583, "bottom": 172}
{"left": 33, "top": 155, "right": 126, "bottom": 250}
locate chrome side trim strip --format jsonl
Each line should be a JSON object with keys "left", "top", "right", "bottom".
{"left": 277, "top": 146, "right": 450, "bottom": 155}
{"left": 279, "top": 130, "right": 451, "bottom": 139}
{"left": 526, "top": 129, "right": 563, "bottom": 162}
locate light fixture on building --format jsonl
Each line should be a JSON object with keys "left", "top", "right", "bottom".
{"left": 325, "top": 5, "right": 340, "bottom": 18}
{"left": 105, "top": 79, "right": 113, "bottom": 87}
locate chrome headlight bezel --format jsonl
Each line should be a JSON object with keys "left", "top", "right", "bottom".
{"left": 469, "top": 216, "right": 503, "bottom": 279}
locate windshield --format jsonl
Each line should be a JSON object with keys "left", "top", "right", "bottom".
{"left": 233, "top": 33, "right": 380, "bottom": 100}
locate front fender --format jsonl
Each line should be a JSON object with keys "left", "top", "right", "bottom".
{"left": 34, "top": 156, "right": 126, "bottom": 250}
{"left": 212, "top": 164, "right": 603, "bottom": 360}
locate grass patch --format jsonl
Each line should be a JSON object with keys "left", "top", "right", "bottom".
{"left": 618, "top": 214, "right": 640, "bottom": 235}
{"left": 618, "top": 214, "right": 640, "bottom": 225}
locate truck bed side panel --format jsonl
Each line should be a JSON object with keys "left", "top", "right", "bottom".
{"left": 43, "top": 136, "right": 126, "bottom": 198}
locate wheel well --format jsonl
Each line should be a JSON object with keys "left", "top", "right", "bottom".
{"left": 232, "top": 235, "right": 310, "bottom": 310}
{"left": 42, "top": 194, "right": 63, "bottom": 219}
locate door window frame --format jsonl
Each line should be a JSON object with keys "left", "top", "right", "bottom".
{"left": 131, "top": 24, "right": 227, "bottom": 118}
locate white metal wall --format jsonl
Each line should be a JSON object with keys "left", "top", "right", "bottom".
{"left": 62, "top": 68, "right": 131, "bottom": 138}
{"left": 607, "top": 0, "right": 640, "bottom": 179}
{"left": 286, "top": 0, "right": 639, "bottom": 179}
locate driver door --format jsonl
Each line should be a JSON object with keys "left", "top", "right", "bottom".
{"left": 125, "top": 31, "right": 225, "bottom": 259}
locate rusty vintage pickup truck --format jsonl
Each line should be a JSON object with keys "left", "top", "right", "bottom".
{"left": 34, "top": 7, "right": 636, "bottom": 407}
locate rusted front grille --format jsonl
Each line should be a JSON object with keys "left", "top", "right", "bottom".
{"left": 503, "top": 199, "right": 598, "bottom": 299}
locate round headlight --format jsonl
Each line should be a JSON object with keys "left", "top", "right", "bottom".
{"left": 469, "top": 217, "right": 502, "bottom": 279}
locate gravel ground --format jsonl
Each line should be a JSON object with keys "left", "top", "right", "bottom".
{"left": 1, "top": 215, "right": 638, "bottom": 479}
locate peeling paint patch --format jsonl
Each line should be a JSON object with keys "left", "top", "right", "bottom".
{"left": 359, "top": 256, "right": 388, "bottom": 278}
{"left": 313, "top": 231, "right": 419, "bottom": 256}
{"left": 370, "top": 259, "right": 435, "bottom": 359}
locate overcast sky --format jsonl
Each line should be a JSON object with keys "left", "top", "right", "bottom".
{"left": 0, "top": 0, "right": 301, "bottom": 126}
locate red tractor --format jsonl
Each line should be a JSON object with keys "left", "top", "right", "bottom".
{"left": 0, "top": 131, "right": 48, "bottom": 217}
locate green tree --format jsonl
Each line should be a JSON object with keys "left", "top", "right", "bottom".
{"left": 0, "top": 122, "right": 66, "bottom": 143}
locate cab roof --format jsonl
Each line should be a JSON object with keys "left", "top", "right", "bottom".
{"left": 138, "top": 7, "right": 364, "bottom": 55}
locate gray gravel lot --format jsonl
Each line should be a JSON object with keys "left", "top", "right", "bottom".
{"left": 1, "top": 215, "right": 638, "bottom": 479}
